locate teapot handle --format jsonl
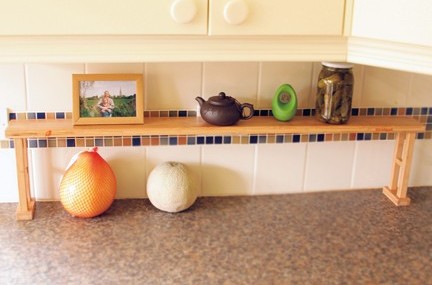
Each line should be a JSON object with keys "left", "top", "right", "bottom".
{"left": 240, "top": 103, "right": 254, "bottom": 120}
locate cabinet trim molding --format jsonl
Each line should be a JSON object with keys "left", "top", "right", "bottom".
{"left": 0, "top": 35, "right": 347, "bottom": 63}
{"left": 348, "top": 37, "right": 432, "bottom": 75}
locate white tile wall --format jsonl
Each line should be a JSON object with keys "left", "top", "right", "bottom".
{"left": 1, "top": 62, "right": 432, "bottom": 202}
{"left": 254, "top": 143, "right": 307, "bottom": 194}
{"left": 4, "top": 62, "right": 429, "bottom": 114}
{"left": 352, "top": 64, "right": 365, "bottom": 107}
{"left": 146, "top": 63, "right": 202, "bottom": 110}
{"left": 0, "top": 108, "right": 6, "bottom": 140}
{"left": 26, "top": 64, "right": 85, "bottom": 112}
{"left": 203, "top": 62, "right": 259, "bottom": 106}
{"left": 259, "top": 62, "right": 313, "bottom": 109}
{"left": 304, "top": 141, "right": 356, "bottom": 191}
{"left": 30, "top": 147, "right": 86, "bottom": 201}
{"left": 408, "top": 73, "right": 432, "bottom": 107}
{"left": 29, "top": 147, "right": 148, "bottom": 200}
{"left": 308, "top": 62, "right": 322, "bottom": 107}
{"left": 0, "top": 149, "right": 19, "bottom": 202}
{"left": 0, "top": 64, "right": 27, "bottom": 111}
{"left": 201, "top": 144, "right": 255, "bottom": 196}
{"left": 361, "top": 66, "right": 412, "bottom": 107}
{"left": 351, "top": 140, "right": 395, "bottom": 189}
{"left": 98, "top": 147, "right": 147, "bottom": 199}
{"left": 85, "top": 63, "right": 144, "bottom": 74}
{"left": 410, "top": 140, "right": 432, "bottom": 186}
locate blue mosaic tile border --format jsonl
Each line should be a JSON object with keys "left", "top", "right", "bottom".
{"left": 7, "top": 107, "right": 432, "bottom": 120}
{"left": 2, "top": 107, "right": 431, "bottom": 149}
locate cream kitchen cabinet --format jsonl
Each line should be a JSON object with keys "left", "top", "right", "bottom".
{"left": 209, "top": 0, "right": 346, "bottom": 36}
{"left": 351, "top": 0, "right": 432, "bottom": 47}
{"left": 0, "top": 0, "right": 208, "bottom": 35}
{"left": 348, "top": 0, "right": 432, "bottom": 75}
{"left": 0, "top": 0, "right": 346, "bottom": 36}
{"left": 0, "top": 0, "right": 348, "bottom": 63}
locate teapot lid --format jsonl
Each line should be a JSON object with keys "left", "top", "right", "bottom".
{"left": 208, "top": 92, "right": 235, "bottom": 106}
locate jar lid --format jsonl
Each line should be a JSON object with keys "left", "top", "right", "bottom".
{"left": 321, "top": 62, "right": 353, "bottom": 69}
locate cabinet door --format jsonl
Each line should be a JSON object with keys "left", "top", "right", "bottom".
{"left": 0, "top": 0, "right": 207, "bottom": 35}
{"left": 352, "top": 0, "right": 432, "bottom": 47}
{"left": 208, "top": 0, "right": 345, "bottom": 36}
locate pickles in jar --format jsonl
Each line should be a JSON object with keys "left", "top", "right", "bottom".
{"left": 315, "top": 62, "right": 354, "bottom": 124}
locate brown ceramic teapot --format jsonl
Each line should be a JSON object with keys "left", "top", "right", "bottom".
{"left": 195, "top": 92, "right": 254, "bottom": 126}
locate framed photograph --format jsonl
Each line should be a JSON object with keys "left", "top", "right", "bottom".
{"left": 72, "top": 74, "right": 144, "bottom": 125}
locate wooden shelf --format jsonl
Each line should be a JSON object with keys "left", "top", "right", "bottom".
{"left": 5, "top": 116, "right": 425, "bottom": 139}
{"left": 4, "top": 115, "right": 426, "bottom": 220}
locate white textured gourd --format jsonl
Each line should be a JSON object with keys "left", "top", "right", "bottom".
{"left": 147, "top": 162, "right": 197, "bottom": 213}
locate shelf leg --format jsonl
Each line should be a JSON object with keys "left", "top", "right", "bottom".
{"left": 14, "top": 138, "right": 35, "bottom": 220}
{"left": 383, "top": 132, "right": 416, "bottom": 206}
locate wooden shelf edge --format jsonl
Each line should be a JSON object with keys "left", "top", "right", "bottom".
{"left": 16, "top": 200, "right": 36, "bottom": 220}
{"left": 383, "top": 187, "right": 411, "bottom": 206}
{"left": 5, "top": 116, "right": 426, "bottom": 139}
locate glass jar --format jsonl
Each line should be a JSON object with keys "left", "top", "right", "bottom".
{"left": 315, "top": 62, "right": 354, "bottom": 124}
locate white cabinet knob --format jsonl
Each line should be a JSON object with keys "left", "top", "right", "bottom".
{"left": 223, "top": 0, "right": 249, "bottom": 25}
{"left": 170, "top": 0, "right": 197, "bottom": 24}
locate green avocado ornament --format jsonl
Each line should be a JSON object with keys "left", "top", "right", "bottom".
{"left": 272, "top": 84, "right": 298, "bottom": 121}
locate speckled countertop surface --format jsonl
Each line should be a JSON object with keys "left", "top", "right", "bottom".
{"left": 1, "top": 187, "right": 432, "bottom": 285}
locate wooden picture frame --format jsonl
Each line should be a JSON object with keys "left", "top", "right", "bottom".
{"left": 72, "top": 74, "right": 144, "bottom": 125}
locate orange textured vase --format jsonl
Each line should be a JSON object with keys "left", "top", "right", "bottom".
{"left": 59, "top": 147, "right": 116, "bottom": 218}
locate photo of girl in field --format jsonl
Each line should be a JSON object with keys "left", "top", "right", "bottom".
{"left": 79, "top": 80, "right": 137, "bottom": 118}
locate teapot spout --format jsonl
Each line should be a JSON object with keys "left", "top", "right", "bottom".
{"left": 195, "top": 96, "right": 205, "bottom": 106}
